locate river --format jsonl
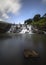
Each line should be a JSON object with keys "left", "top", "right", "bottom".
{"left": 0, "top": 33, "right": 46, "bottom": 65}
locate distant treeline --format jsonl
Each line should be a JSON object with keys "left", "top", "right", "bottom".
{"left": 24, "top": 13, "right": 46, "bottom": 31}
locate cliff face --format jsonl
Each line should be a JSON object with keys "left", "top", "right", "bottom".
{"left": 0, "top": 21, "right": 11, "bottom": 33}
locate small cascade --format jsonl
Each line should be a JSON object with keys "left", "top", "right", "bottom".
{"left": 19, "top": 25, "right": 33, "bottom": 34}
{"left": 20, "top": 28, "right": 29, "bottom": 34}
{"left": 28, "top": 25, "right": 33, "bottom": 34}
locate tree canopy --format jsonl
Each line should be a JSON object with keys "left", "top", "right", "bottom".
{"left": 33, "top": 14, "right": 41, "bottom": 22}
{"left": 24, "top": 19, "right": 32, "bottom": 25}
{"left": 24, "top": 13, "right": 46, "bottom": 31}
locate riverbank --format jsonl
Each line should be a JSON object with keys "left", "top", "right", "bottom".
{"left": 31, "top": 26, "right": 46, "bottom": 34}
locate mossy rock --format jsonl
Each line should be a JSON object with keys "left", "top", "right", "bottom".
{"left": 24, "top": 49, "right": 39, "bottom": 58}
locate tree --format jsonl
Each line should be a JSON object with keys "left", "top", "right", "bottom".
{"left": 43, "top": 13, "right": 46, "bottom": 18}
{"left": 33, "top": 14, "right": 41, "bottom": 22}
{"left": 24, "top": 19, "right": 32, "bottom": 25}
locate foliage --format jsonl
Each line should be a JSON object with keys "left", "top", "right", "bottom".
{"left": 33, "top": 14, "right": 41, "bottom": 22}
{"left": 24, "top": 13, "right": 46, "bottom": 31}
{"left": 24, "top": 19, "right": 32, "bottom": 25}
{"left": 31, "top": 17, "right": 46, "bottom": 30}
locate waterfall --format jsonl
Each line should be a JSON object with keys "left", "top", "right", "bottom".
{"left": 28, "top": 25, "right": 32, "bottom": 34}
{"left": 19, "top": 25, "right": 33, "bottom": 34}
{"left": 19, "top": 28, "right": 29, "bottom": 34}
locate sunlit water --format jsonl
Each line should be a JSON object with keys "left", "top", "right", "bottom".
{"left": 0, "top": 33, "right": 46, "bottom": 65}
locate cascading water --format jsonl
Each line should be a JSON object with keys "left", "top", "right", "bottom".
{"left": 19, "top": 25, "right": 33, "bottom": 34}
{"left": 19, "top": 28, "right": 29, "bottom": 34}
{"left": 28, "top": 25, "right": 33, "bottom": 34}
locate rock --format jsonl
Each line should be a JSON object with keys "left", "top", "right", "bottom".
{"left": 24, "top": 49, "right": 39, "bottom": 58}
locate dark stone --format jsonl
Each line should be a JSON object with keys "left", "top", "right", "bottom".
{"left": 24, "top": 49, "right": 39, "bottom": 58}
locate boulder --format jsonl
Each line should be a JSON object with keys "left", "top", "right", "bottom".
{"left": 24, "top": 49, "right": 39, "bottom": 58}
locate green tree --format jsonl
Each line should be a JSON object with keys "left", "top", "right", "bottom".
{"left": 24, "top": 19, "right": 32, "bottom": 25}
{"left": 33, "top": 14, "right": 41, "bottom": 22}
{"left": 43, "top": 13, "right": 46, "bottom": 18}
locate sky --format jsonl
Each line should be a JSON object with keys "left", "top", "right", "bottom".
{"left": 0, "top": 0, "right": 46, "bottom": 24}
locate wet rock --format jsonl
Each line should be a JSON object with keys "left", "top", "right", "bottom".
{"left": 24, "top": 49, "right": 39, "bottom": 58}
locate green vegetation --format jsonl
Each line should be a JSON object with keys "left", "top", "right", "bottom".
{"left": 24, "top": 19, "right": 32, "bottom": 25}
{"left": 24, "top": 13, "right": 46, "bottom": 31}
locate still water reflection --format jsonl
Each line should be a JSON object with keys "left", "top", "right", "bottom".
{"left": 0, "top": 33, "right": 46, "bottom": 65}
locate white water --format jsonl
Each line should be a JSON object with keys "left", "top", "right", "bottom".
{"left": 20, "top": 25, "right": 33, "bottom": 34}
{"left": 20, "top": 28, "right": 29, "bottom": 34}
